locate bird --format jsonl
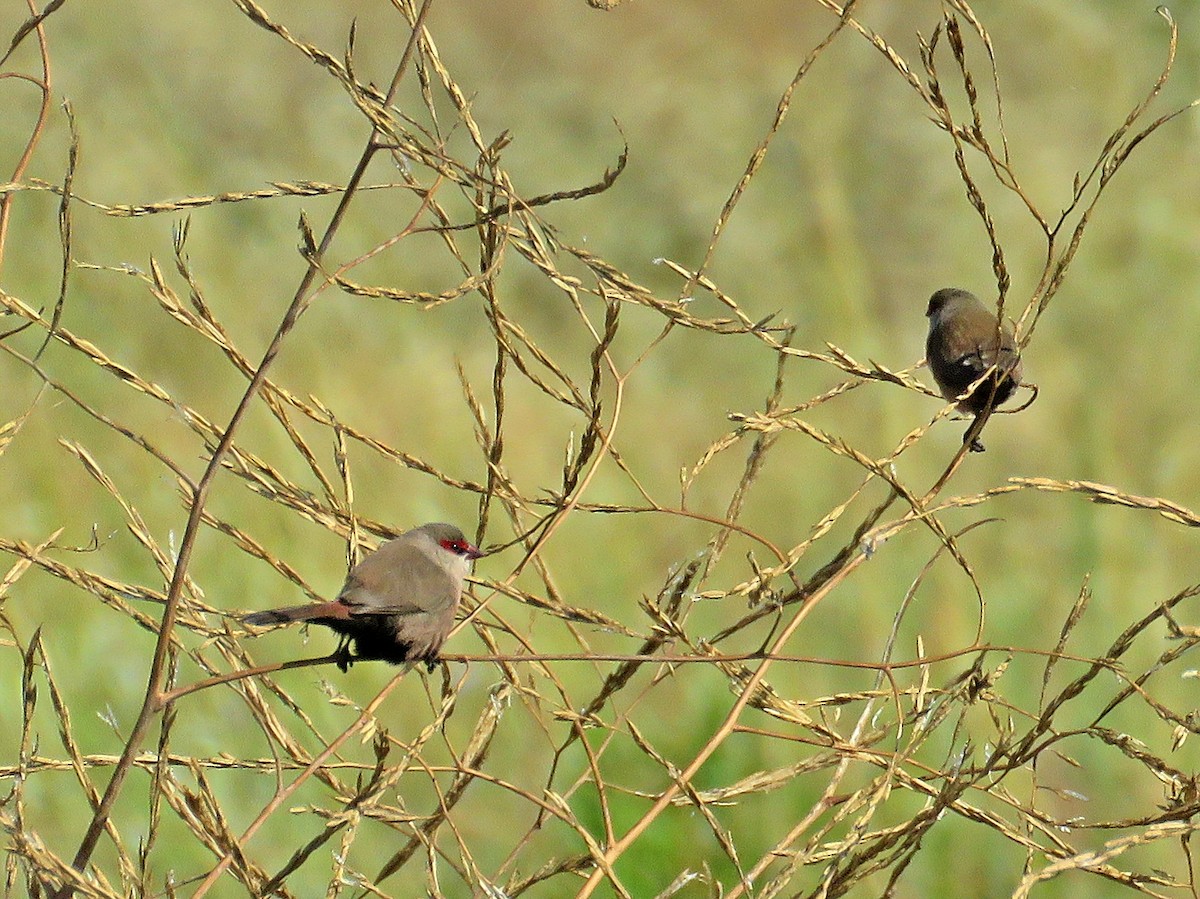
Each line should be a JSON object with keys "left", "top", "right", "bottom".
{"left": 924, "top": 287, "right": 1023, "bottom": 452}
{"left": 243, "top": 522, "right": 483, "bottom": 672}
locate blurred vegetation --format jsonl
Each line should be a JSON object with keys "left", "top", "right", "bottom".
{"left": 1, "top": 1, "right": 1199, "bottom": 897}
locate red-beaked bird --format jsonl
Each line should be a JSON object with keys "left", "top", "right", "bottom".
{"left": 243, "top": 522, "right": 483, "bottom": 672}
{"left": 925, "top": 287, "right": 1023, "bottom": 452}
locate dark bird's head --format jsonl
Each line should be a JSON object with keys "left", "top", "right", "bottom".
{"left": 925, "top": 287, "right": 979, "bottom": 325}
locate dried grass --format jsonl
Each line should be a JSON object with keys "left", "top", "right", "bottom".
{"left": 1, "top": 1, "right": 1199, "bottom": 897}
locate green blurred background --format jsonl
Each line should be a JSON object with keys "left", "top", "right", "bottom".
{"left": 2, "top": 1, "right": 1199, "bottom": 896}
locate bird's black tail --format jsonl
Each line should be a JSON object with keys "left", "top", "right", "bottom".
{"left": 242, "top": 603, "right": 332, "bottom": 626}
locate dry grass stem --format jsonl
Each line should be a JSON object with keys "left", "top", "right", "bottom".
{"left": 0, "top": 2, "right": 1196, "bottom": 897}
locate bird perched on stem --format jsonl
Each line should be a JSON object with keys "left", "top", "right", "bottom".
{"left": 243, "top": 522, "right": 482, "bottom": 672}
{"left": 925, "top": 287, "right": 1024, "bottom": 452}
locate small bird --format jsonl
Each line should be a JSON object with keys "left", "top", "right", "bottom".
{"left": 925, "top": 287, "right": 1023, "bottom": 452}
{"left": 243, "top": 522, "right": 483, "bottom": 672}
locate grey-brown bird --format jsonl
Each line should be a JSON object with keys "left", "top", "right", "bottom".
{"left": 243, "top": 522, "right": 482, "bottom": 672}
{"left": 925, "top": 287, "right": 1023, "bottom": 452}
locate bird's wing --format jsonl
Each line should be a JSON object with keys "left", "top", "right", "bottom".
{"left": 951, "top": 344, "right": 1020, "bottom": 383}
{"left": 337, "top": 538, "right": 458, "bottom": 617}
{"left": 949, "top": 346, "right": 990, "bottom": 376}
{"left": 944, "top": 311, "right": 1019, "bottom": 373}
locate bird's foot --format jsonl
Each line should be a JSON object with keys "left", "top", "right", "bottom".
{"left": 334, "top": 641, "right": 355, "bottom": 673}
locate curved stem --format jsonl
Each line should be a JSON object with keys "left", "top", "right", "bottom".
{"left": 50, "top": 2, "right": 438, "bottom": 894}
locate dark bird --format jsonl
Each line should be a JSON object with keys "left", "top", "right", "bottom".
{"left": 243, "top": 522, "right": 482, "bottom": 672}
{"left": 925, "top": 287, "right": 1023, "bottom": 452}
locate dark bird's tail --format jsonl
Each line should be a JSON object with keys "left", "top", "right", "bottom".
{"left": 243, "top": 601, "right": 347, "bottom": 627}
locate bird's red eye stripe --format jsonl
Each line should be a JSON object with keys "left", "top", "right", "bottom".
{"left": 441, "top": 538, "right": 481, "bottom": 557}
